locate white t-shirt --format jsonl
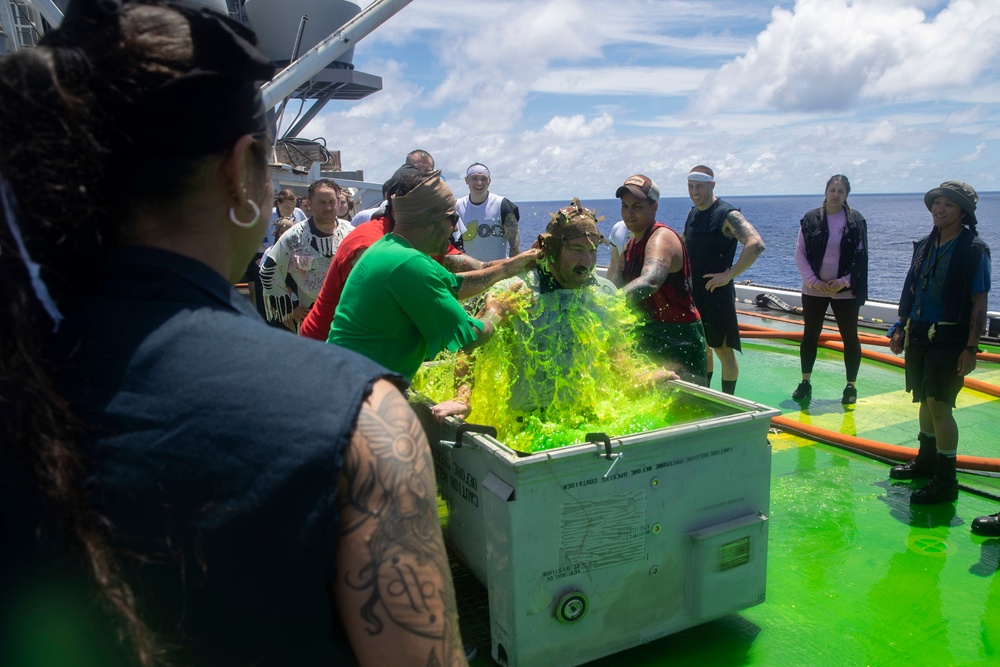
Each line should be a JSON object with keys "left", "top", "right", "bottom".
{"left": 608, "top": 220, "right": 632, "bottom": 255}
{"left": 351, "top": 201, "right": 387, "bottom": 227}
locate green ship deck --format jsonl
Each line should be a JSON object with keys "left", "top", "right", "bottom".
{"left": 455, "top": 309, "right": 1000, "bottom": 666}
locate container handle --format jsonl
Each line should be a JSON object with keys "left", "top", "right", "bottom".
{"left": 585, "top": 432, "right": 613, "bottom": 460}
{"left": 454, "top": 422, "right": 498, "bottom": 448}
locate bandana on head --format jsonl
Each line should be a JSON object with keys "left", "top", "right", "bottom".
{"left": 466, "top": 163, "right": 490, "bottom": 178}
{"left": 537, "top": 198, "right": 605, "bottom": 260}
{"left": 687, "top": 172, "right": 714, "bottom": 183}
{"left": 391, "top": 170, "right": 457, "bottom": 226}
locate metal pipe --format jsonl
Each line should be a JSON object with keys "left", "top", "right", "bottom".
{"left": 261, "top": 0, "right": 414, "bottom": 109}
{"left": 272, "top": 14, "right": 310, "bottom": 138}
{"left": 284, "top": 90, "right": 335, "bottom": 139}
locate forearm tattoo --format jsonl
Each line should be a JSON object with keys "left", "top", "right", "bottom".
{"left": 443, "top": 253, "right": 484, "bottom": 273}
{"left": 339, "top": 390, "right": 462, "bottom": 664}
{"left": 623, "top": 256, "right": 669, "bottom": 301}
{"left": 458, "top": 271, "right": 495, "bottom": 297}
{"left": 504, "top": 212, "right": 521, "bottom": 254}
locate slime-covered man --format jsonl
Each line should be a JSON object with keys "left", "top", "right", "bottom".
{"left": 430, "top": 200, "right": 676, "bottom": 439}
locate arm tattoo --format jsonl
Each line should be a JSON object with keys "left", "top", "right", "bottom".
{"left": 622, "top": 256, "right": 669, "bottom": 302}
{"left": 339, "top": 390, "right": 461, "bottom": 662}
{"left": 503, "top": 212, "right": 521, "bottom": 254}
{"left": 726, "top": 211, "right": 765, "bottom": 257}
{"left": 442, "top": 253, "right": 484, "bottom": 273}
{"left": 457, "top": 271, "right": 494, "bottom": 297}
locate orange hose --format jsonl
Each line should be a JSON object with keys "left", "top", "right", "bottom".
{"left": 738, "top": 318, "right": 1000, "bottom": 362}
{"left": 771, "top": 415, "right": 1000, "bottom": 472}
{"left": 738, "top": 322, "right": 1000, "bottom": 396}
{"left": 736, "top": 308, "right": 848, "bottom": 333}
{"left": 741, "top": 330, "right": 877, "bottom": 344}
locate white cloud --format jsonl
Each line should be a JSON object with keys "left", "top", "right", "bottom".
{"left": 533, "top": 66, "right": 709, "bottom": 96}
{"left": 958, "top": 142, "right": 987, "bottom": 163}
{"left": 696, "top": 0, "right": 1000, "bottom": 113}
{"left": 295, "top": 0, "right": 1000, "bottom": 198}
{"left": 541, "top": 113, "right": 614, "bottom": 139}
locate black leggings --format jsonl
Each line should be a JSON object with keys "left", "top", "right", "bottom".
{"left": 800, "top": 295, "right": 861, "bottom": 382}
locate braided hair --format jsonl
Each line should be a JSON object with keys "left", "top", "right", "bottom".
{"left": 1, "top": 2, "right": 272, "bottom": 663}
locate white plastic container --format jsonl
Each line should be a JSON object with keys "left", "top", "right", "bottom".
{"left": 416, "top": 382, "right": 779, "bottom": 667}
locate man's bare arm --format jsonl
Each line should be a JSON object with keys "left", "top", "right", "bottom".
{"left": 608, "top": 246, "right": 624, "bottom": 288}
{"left": 430, "top": 351, "right": 474, "bottom": 421}
{"left": 503, "top": 211, "right": 521, "bottom": 256}
{"left": 336, "top": 380, "right": 468, "bottom": 667}
{"left": 454, "top": 249, "right": 540, "bottom": 300}
{"left": 441, "top": 252, "right": 485, "bottom": 273}
{"left": 621, "top": 228, "right": 679, "bottom": 303}
{"left": 702, "top": 211, "right": 765, "bottom": 291}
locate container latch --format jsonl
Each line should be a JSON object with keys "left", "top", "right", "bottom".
{"left": 585, "top": 432, "right": 613, "bottom": 460}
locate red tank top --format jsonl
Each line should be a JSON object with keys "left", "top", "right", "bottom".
{"left": 623, "top": 222, "right": 700, "bottom": 323}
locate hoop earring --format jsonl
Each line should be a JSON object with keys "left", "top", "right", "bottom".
{"left": 229, "top": 199, "right": 260, "bottom": 228}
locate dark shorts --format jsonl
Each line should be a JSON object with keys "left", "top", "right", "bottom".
{"left": 904, "top": 321, "right": 965, "bottom": 407}
{"left": 636, "top": 320, "right": 708, "bottom": 385}
{"left": 694, "top": 289, "right": 741, "bottom": 352}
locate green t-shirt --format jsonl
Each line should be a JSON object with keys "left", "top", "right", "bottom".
{"left": 329, "top": 234, "right": 484, "bottom": 378}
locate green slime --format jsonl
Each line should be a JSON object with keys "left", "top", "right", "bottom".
{"left": 413, "top": 275, "right": 713, "bottom": 453}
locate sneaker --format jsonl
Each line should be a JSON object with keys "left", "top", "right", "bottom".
{"left": 842, "top": 384, "right": 857, "bottom": 405}
{"left": 792, "top": 380, "right": 811, "bottom": 400}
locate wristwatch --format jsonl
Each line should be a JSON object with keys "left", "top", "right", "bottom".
{"left": 966, "top": 345, "right": 982, "bottom": 355}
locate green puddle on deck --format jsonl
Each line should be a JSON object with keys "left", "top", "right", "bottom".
{"left": 452, "top": 314, "right": 1000, "bottom": 666}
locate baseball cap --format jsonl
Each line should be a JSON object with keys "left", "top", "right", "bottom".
{"left": 615, "top": 174, "right": 660, "bottom": 203}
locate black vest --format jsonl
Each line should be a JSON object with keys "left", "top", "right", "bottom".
{"left": 684, "top": 198, "right": 738, "bottom": 300}
{"left": 799, "top": 206, "right": 869, "bottom": 304}
{"left": 899, "top": 227, "right": 989, "bottom": 332}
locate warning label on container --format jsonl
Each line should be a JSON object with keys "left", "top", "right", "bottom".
{"left": 545, "top": 490, "right": 647, "bottom": 581}
{"left": 450, "top": 461, "right": 479, "bottom": 508}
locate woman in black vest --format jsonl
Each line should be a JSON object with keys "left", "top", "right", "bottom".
{"left": 0, "top": 2, "right": 465, "bottom": 665}
{"left": 792, "top": 175, "right": 869, "bottom": 404}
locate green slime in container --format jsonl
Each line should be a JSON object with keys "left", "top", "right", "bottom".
{"left": 413, "top": 271, "right": 713, "bottom": 453}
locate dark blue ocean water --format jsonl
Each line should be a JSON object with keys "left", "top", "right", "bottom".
{"left": 517, "top": 192, "right": 1000, "bottom": 312}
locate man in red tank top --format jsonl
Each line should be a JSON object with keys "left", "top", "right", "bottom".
{"left": 613, "top": 174, "right": 708, "bottom": 385}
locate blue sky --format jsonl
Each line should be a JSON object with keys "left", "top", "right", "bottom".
{"left": 277, "top": 0, "right": 1000, "bottom": 202}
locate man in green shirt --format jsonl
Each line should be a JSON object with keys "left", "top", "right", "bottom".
{"left": 329, "top": 171, "right": 518, "bottom": 379}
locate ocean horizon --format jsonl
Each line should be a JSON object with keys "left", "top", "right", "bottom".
{"left": 514, "top": 191, "right": 1000, "bottom": 312}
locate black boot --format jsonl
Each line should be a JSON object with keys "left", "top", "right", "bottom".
{"left": 910, "top": 454, "right": 958, "bottom": 505}
{"left": 972, "top": 512, "right": 1000, "bottom": 537}
{"left": 889, "top": 433, "right": 937, "bottom": 480}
